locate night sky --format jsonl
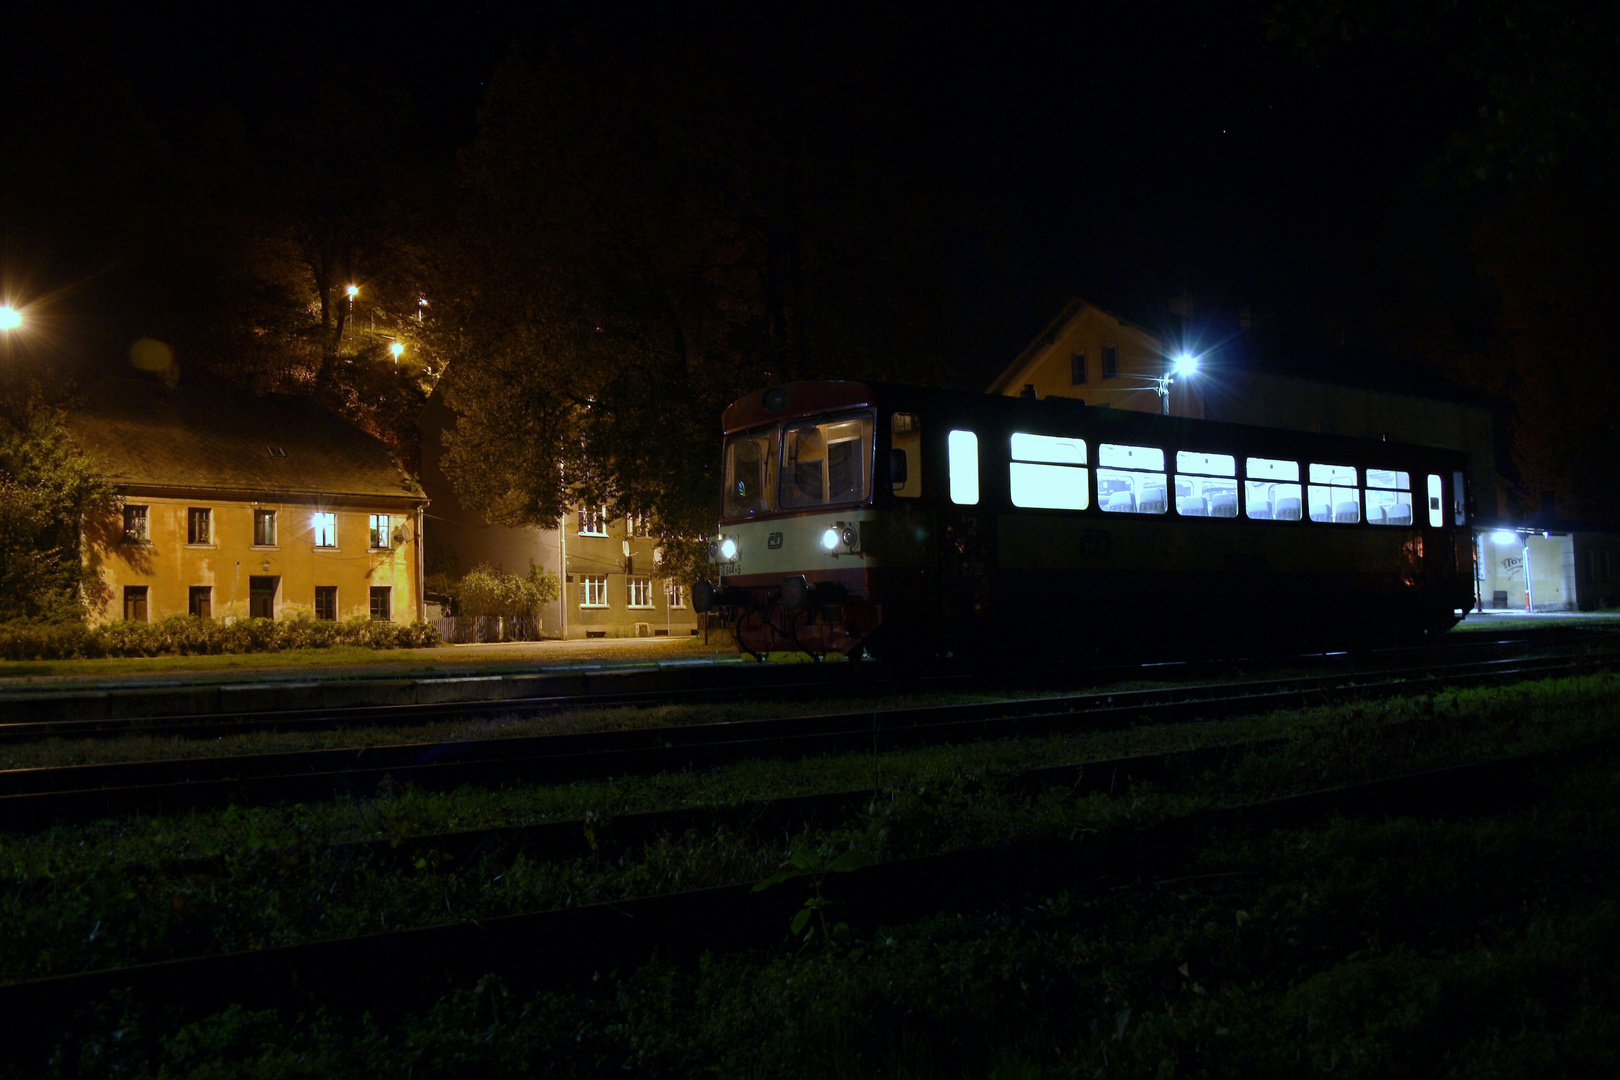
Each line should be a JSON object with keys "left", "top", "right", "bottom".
{"left": 1, "top": 3, "right": 1481, "bottom": 384}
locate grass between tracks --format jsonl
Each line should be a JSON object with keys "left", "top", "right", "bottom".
{"left": 5, "top": 674, "right": 1620, "bottom": 1076}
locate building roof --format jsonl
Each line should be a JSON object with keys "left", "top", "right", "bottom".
{"left": 66, "top": 378, "right": 426, "bottom": 503}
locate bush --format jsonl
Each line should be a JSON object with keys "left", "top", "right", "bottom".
{"left": 0, "top": 614, "right": 441, "bottom": 661}
{"left": 451, "top": 562, "right": 560, "bottom": 619}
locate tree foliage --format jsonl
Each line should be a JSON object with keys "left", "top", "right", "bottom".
{"left": 0, "top": 401, "right": 118, "bottom": 621}
{"left": 434, "top": 22, "right": 963, "bottom": 569}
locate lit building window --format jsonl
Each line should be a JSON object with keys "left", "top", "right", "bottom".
{"left": 313, "top": 512, "right": 337, "bottom": 548}
{"left": 665, "top": 580, "right": 685, "bottom": 609}
{"left": 578, "top": 507, "right": 607, "bottom": 536}
{"left": 369, "top": 514, "right": 392, "bottom": 549}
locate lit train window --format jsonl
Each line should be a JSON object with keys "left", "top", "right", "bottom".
{"left": 1244, "top": 457, "right": 1301, "bottom": 520}
{"left": 1309, "top": 463, "right": 1359, "bottom": 523}
{"left": 948, "top": 430, "right": 979, "bottom": 505}
{"left": 892, "top": 413, "right": 922, "bottom": 498}
{"left": 1430, "top": 474, "right": 1445, "bottom": 528}
{"left": 1364, "top": 469, "right": 1413, "bottom": 525}
{"left": 1009, "top": 432, "right": 1088, "bottom": 510}
{"left": 1098, "top": 443, "right": 1166, "bottom": 514}
{"left": 781, "top": 414, "right": 874, "bottom": 509}
{"left": 723, "top": 426, "right": 777, "bottom": 517}
{"left": 1174, "top": 451, "right": 1236, "bottom": 517}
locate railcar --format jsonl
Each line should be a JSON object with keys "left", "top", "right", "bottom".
{"left": 693, "top": 381, "right": 1474, "bottom": 661}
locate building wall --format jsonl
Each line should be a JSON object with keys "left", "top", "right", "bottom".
{"left": 990, "top": 305, "right": 1204, "bottom": 417}
{"left": 84, "top": 494, "right": 424, "bottom": 624}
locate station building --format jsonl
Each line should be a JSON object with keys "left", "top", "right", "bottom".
{"left": 67, "top": 377, "right": 429, "bottom": 625}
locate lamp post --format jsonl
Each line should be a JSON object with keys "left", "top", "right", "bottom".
{"left": 344, "top": 285, "right": 358, "bottom": 341}
{"left": 1156, "top": 353, "right": 1199, "bottom": 416}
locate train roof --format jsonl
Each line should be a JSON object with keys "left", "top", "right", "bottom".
{"left": 723, "top": 381, "right": 1467, "bottom": 468}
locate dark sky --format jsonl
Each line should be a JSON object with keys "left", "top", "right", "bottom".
{"left": 2, "top": 3, "right": 1472, "bottom": 381}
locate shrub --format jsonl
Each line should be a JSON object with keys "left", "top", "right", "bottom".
{"left": 0, "top": 614, "right": 441, "bottom": 661}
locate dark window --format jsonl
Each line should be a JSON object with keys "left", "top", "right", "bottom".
{"left": 315, "top": 585, "right": 337, "bottom": 621}
{"left": 249, "top": 575, "right": 278, "bottom": 619}
{"left": 123, "top": 585, "right": 148, "bottom": 622}
{"left": 123, "top": 505, "right": 149, "bottom": 544}
{"left": 1101, "top": 345, "right": 1118, "bottom": 379}
{"left": 369, "top": 586, "right": 392, "bottom": 621}
{"left": 187, "top": 507, "right": 211, "bottom": 545}
{"left": 188, "top": 586, "right": 212, "bottom": 619}
{"left": 1070, "top": 352, "right": 1087, "bottom": 385}
{"left": 254, "top": 509, "right": 277, "bottom": 546}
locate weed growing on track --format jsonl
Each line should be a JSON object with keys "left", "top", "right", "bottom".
{"left": 4, "top": 673, "right": 1620, "bottom": 990}
{"left": 24, "top": 752, "right": 1620, "bottom": 1078}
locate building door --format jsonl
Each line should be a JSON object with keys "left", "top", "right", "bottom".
{"left": 189, "top": 586, "right": 212, "bottom": 619}
{"left": 249, "top": 576, "right": 279, "bottom": 620}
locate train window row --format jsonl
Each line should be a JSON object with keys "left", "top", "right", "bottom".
{"left": 951, "top": 428, "right": 1444, "bottom": 527}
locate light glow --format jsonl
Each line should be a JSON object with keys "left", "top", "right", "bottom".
{"left": 719, "top": 537, "right": 738, "bottom": 560}
{"left": 821, "top": 527, "right": 840, "bottom": 551}
{"left": 1492, "top": 530, "right": 1518, "bottom": 546}
{"left": 0, "top": 305, "right": 20, "bottom": 331}
{"left": 390, "top": 342, "right": 404, "bottom": 359}
{"left": 1171, "top": 353, "right": 1199, "bottom": 378}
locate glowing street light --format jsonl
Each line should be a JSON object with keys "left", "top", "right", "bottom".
{"left": 389, "top": 341, "right": 404, "bottom": 362}
{"left": 1156, "top": 352, "right": 1199, "bottom": 415}
{"left": 0, "top": 305, "right": 21, "bottom": 332}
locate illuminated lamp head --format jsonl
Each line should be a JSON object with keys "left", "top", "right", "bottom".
{"left": 821, "top": 526, "right": 840, "bottom": 551}
{"left": 1171, "top": 353, "right": 1199, "bottom": 378}
{"left": 0, "top": 305, "right": 21, "bottom": 332}
{"left": 1491, "top": 530, "right": 1518, "bottom": 546}
{"left": 719, "top": 536, "right": 738, "bottom": 561}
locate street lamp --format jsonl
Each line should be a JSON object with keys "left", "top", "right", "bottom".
{"left": 389, "top": 341, "right": 404, "bottom": 362}
{"left": 0, "top": 305, "right": 21, "bottom": 332}
{"left": 1156, "top": 352, "right": 1199, "bottom": 415}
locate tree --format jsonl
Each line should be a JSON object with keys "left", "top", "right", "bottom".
{"left": 0, "top": 401, "right": 118, "bottom": 621}
{"left": 435, "top": 22, "right": 964, "bottom": 575}
{"left": 1268, "top": 0, "right": 1620, "bottom": 522}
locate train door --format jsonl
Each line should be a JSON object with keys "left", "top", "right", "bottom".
{"left": 938, "top": 425, "right": 995, "bottom": 644}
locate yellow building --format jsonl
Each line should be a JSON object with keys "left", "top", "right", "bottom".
{"left": 68, "top": 378, "right": 428, "bottom": 624}
{"left": 987, "top": 297, "right": 1205, "bottom": 417}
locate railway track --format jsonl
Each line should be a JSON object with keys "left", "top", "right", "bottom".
{"left": 2, "top": 644, "right": 1615, "bottom": 831}
{"left": 3, "top": 734, "right": 1609, "bottom": 1054}
{"left": 2, "top": 625, "right": 1612, "bottom": 744}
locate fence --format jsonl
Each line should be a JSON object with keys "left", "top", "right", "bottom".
{"left": 431, "top": 614, "right": 544, "bottom": 644}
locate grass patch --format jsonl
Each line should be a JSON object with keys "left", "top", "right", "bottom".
{"left": 24, "top": 740, "right": 1620, "bottom": 1078}
{"left": 4, "top": 673, "right": 1620, "bottom": 989}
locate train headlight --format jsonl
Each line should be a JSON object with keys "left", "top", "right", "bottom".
{"left": 820, "top": 527, "right": 840, "bottom": 551}
{"left": 719, "top": 537, "right": 738, "bottom": 561}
